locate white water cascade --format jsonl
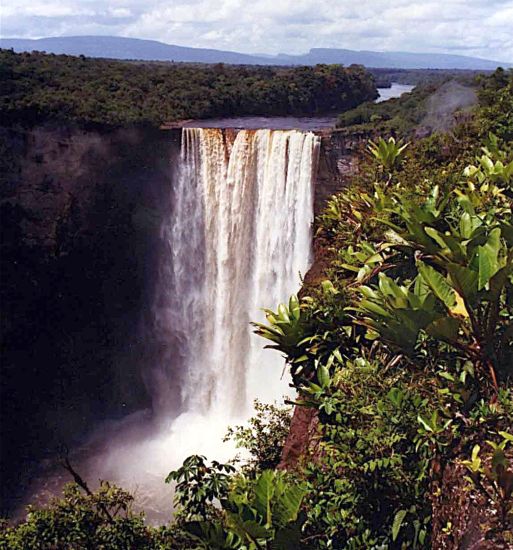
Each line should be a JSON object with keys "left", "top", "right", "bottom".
{"left": 153, "top": 128, "right": 320, "bottom": 422}
{"left": 36, "top": 127, "right": 320, "bottom": 521}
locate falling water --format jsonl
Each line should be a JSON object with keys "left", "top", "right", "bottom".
{"left": 107, "top": 127, "right": 321, "bottom": 517}
{"left": 19, "top": 127, "right": 320, "bottom": 521}
{"left": 152, "top": 128, "right": 320, "bottom": 420}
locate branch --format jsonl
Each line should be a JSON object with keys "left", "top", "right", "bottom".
{"left": 60, "top": 453, "right": 115, "bottom": 524}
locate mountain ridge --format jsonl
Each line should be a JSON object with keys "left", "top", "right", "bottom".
{"left": 1, "top": 35, "right": 510, "bottom": 70}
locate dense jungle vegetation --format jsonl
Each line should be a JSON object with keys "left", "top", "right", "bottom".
{"left": 0, "top": 49, "right": 377, "bottom": 126}
{"left": 337, "top": 82, "right": 437, "bottom": 132}
{"left": 1, "top": 69, "right": 512, "bottom": 549}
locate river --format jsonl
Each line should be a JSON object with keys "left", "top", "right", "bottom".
{"left": 180, "top": 83, "right": 416, "bottom": 130}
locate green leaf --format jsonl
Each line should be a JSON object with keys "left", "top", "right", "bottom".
{"left": 417, "top": 414, "right": 434, "bottom": 432}
{"left": 417, "top": 260, "right": 456, "bottom": 309}
{"left": 277, "top": 303, "right": 290, "bottom": 323}
{"left": 476, "top": 227, "right": 501, "bottom": 290}
{"left": 425, "top": 226, "right": 450, "bottom": 251}
{"left": 288, "top": 295, "right": 300, "bottom": 321}
{"left": 447, "top": 263, "right": 478, "bottom": 300}
{"left": 273, "top": 484, "right": 306, "bottom": 527}
{"left": 226, "top": 513, "right": 271, "bottom": 541}
{"left": 499, "top": 431, "right": 513, "bottom": 443}
{"left": 392, "top": 509, "right": 408, "bottom": 541}
{"left": 253, "top": 471, "right": 275, "bottom": 527}
{"left": 317, "top": 365, "right": 331, "bottom": 388}
{"left": 359, "top": 299, "right": 391, "bottom": 318}
{"left": 488, "top": 257, "right": 513, "bottom": 301}
{"left": 321, "top": 280, "right": 338, "bottom": 295}
{"left": 425, "top": 316, "right": 461, "bottom": 344}
{"left": 460, "top": 212, "right": 480, "bottom": 238}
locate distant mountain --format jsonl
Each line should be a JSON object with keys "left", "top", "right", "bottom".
{"left": 0, "top": 36, "right": 271, "bottom": 64}
{"left": 1, "top": 36, "right": 510, "bottom": 70}
{"left": 274, "top": 48, "right": 511, "bottom": 70}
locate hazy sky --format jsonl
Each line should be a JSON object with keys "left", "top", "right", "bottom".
{"left": 1, "top": 0, "right": 512, "bottom": 61}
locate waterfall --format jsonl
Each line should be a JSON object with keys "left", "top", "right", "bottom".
{"left": 152, "top": 128, "right": 320, "bottom": 420}
{"left": 68, "top": 127, "right": 319, "bottom": 520}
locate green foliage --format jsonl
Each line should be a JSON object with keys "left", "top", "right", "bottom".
{"left": 224, "top": 470, "right": 307, "bottom": 548}
{"left": 254, "top": 70, "right": 513, "bottom": 548}
{"left": 367, "top": 137, "right": 409, "bottom": 173}
{"left": 166, "top": 455, "right": 236, "bottom": 521}
{"left": 298, "top": 359, "right": 433, "bottom": 548}
{"left": 478, "top": 68, "right": 513, "bottom": 141}
{"left": 0, "top": 49, "right": 377, "bottom": 126}
{"left": 253, "top": 290, "right": 350, "bottom": 387}
{"left": 224, "top": 400, "right": 292, "bottom": 473}
{"left": 4, "top": 59, "right": 513, "bottom": 550}
{"left": 0, "top": 482, "right": 172, "bottom": 549}
{"left": 253, "top": 295, "right": 305, "bottom": 360}
{"left": 460, "top": 432, "right": 513, "bottom": 531}
{"left": 180, "top": 469, "right": 308, "bottom": 550}
{"left": 336, "top": 81, "right": 439, "bottom": 134}
{"left": 355, "top": 161, "right": 513, "bottom": 387}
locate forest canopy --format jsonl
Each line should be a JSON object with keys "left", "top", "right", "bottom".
{"left": 0, "top": 49, "right": 377, "bottom": 126}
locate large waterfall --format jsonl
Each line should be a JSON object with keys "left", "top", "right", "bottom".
{"left": 151, "top": 128, "right": 320, "bottom": 420}
{"left": 22, "top": 127, "right": 320, "bottom": 521}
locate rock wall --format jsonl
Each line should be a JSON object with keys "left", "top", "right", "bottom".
{"left": 314, "top": 129, "right": 370, "bottom": 214}
{"left": 0, "top": 123, "right": 177, "bottom": 511}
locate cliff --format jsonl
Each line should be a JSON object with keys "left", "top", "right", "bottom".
{"left": 0, "top": 122, "right": 356, "bottom": 513}
{"left": 0, "top": 122, "right": 176, "bottom": 510}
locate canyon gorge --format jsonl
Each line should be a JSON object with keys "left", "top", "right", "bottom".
{"left": 0, "top": 120, "right": 363, "bottom": 517}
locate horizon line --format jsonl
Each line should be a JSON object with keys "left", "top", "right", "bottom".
{"left": 1, "top": 35, "right": 511, "bottom": 65}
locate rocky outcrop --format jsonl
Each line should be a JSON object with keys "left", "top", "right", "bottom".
{"left": 279, "top": 406, "right": 318, "bottom": 469}
{"left": 431, "top": 452, "right": 513, "bottom": 549}
{"left": 314, "top": 129, "right": 370, "bottom": 214}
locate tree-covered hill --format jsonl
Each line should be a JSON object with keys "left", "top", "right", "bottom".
{"left": 0, "top": 49, "right": 377, "bottom": 126}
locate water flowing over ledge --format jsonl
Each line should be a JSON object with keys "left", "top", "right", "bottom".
{"left": 17, "top": 127, "right": 321, "bottom": 522}
{"left": 151, "top": 128, "right": 320, "bottom": 421}
{"left": 100, "top": 128, "right": 320, "bottom": 519}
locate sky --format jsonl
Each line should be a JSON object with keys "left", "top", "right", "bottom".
{"left": 1, "top": 0, "right": 513, "bottom": 62}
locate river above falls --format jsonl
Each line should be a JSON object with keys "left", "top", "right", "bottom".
{"left": 177, "top": 83, "right": 415, "bottom": 130}
{"left": 376, "top": 82, "right": 415, "bottom": 102}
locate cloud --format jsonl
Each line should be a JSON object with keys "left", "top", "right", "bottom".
{"left": 1, "top": 0, "right": 512, "bottom": 62}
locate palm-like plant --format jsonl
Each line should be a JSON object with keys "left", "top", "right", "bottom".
{"left": 356, "top": 181, "right": 513, "bottom": 390}
{"left": 181, "top": 470, "right": 307, "bottom": 550}
{"left": 367, "top": 137, "right": 409, "bottom": 174}
{"left": 252, "top": 295, "right": 305, "bottom": 360}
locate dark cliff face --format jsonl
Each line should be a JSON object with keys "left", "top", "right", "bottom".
{"left": 314, "top": 129, "right": 371, "bottom": 215}
{"left": 0, "top": 123, "right": 179, "bottom": 511}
